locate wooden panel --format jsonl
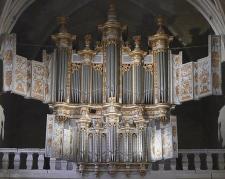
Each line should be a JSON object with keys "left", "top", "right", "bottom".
{"left": 209, "top": 35, "right": 222, "bottom": 95}
{"left": 170, "top": 115, "right": 178, "bottom": 158}
{"left": 150, "top": 127, "right": 163, "bottom": 161}
{"left": 11, "top": 55, "right": 28, "bottom": 96}
{"left": 63, "top": 128, "right": 73, "bottom": 160}
{"left": 45, "top": 114, "right": 55, "bottom": 157}
{"left": 197, "top": 57, "right": 212, "bottom": 98}
{"left": 162, "top": 125, "right": 173, "bottom": 159}
{"left": 178, "top": 62, "right": 194, "bottom": 102}
{"left": 31, "top": 61, "right": 46, "bottom": 101}
{"left": 172, "top": 52, "right": 182, "bottom": 104}
{"left": 51, "top": 120, "right": 63, "bottom": 158}
{"left": 2, "top": 34, "right": 16, "bottom": 92}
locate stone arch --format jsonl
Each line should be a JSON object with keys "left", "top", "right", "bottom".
{"left": 0, "top": 0, "right": 225, "bottom": 36}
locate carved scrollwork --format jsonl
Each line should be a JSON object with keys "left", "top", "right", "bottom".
{"left": 121, "top": 64, "right": 131, "bottom": 73}
{"left": 71, "top": 63, "right": 81, "bottom": 72}
{"left": 92, "top": 64, "right": 103, "bottom": 73}
{"left": 143, "top": 63, "right": 154, "bottom": 73}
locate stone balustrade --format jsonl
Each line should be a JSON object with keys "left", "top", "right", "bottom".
{"left": 0, "top": 148, "right": 224, "bottom": 178}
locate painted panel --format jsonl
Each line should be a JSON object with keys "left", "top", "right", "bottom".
{"left": 150, "top": 127, "right": 162, "bottom": 161}
{"left": 178, "top": 62, "right": 194, "bottom": 102}
{"left": 63, "top": 128, "right": 73, "bottom": 160}
{"left": 2, "top": 34, "right": 16, "bottom": 91}
{"left": 51, "top": 120, "right": 63, "bottom": 158}
{"left": 45, "top": 114, "right": 55, "bottom": 157}
{"left": 170, "top": 115, "right": 178, "bottom": 158}
{"left": 172, "top": 52, "right": 182, "bottom": 104}
{"left": 209, "top": 35, "right": 222, "bottom": 95}
{"left": 43, "top": 50, "right": 54, "bottom": 103}
{"left": 31, "top": 60, "right": 46, "bottom": 101}
{"left": 162, "top": 126, "right": 173, "bottom": 159}
{"left": 197, "top": 57, "right": 212, "bottom": 98}
{"left": 11, "top": 55, "right": 28, "bottom": 96}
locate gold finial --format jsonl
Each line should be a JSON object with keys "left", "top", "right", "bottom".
{"left": 107, "top": 0, "right": 117, "bottom": 21}
{"left": 52, "top": 16, "right": 76, "bottom": 48}
{"left": 133, "top": 35, "right": 141, "bottom": 50}
{"left": 56, "top": 16, "right": 69, "bottom": 33}
{"left": 156, "top": 15, "right": 166, "bottom": 34}
{"left": 84, "top": 34, "right": 92, "bottom": 49}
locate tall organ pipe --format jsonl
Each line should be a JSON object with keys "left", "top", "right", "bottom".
{"left": 51, "top": 16, "right": 76, "bottom": 103}
{"left": 98, "top": 0, "right": 125, "bottom": 103}
{"left": 148, "top": 16, "right": 173, "bottom": 104}
{"left": 78, "top": 34, "right": 95, "bottom": 104}
{"left": 130, "top": 36, "right": 146, "bottom": 104}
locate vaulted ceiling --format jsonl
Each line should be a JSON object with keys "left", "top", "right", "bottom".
{"left": 9, "top": 0, "right": 213, "bottom": 60}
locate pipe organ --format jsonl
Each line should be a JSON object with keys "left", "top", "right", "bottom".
{"left": 0, "top": 0, "right": 223, "bottom": 174}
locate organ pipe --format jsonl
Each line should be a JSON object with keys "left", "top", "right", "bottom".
{"left": 98, "top": 1, "right": 126, "bottom": 103}
{"left": 45, "top": 1, "right": 178, "bottom": 173}
{"left": 149, "top": 16, "right": 173, "bottom": 105}
{"left": 78, "top": 34, "right": 95, "bottom": 104}
{"left": 130, "top": 36, "right": 146, "bottom": 104}
{"left": 52, "top": 16, "right": 76, "bottom": 103}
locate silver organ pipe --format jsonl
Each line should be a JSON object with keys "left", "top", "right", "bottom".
{"left": 154, "top": 51, "right": 169, "bottom": 103}
{"left": 78, "top": 107, "right": 90, "bottom": 162}
{"left": 71, "top": 63, "right": 81, "bottom": 103}
{"left": 78, "top": 35, "right": 95, "bottom": 104}
{"left": 130, "top": 36, "right": 146, "bottom": 104}
{"left": 122, "top": 65, "right": 132, "bottom": 104}
{"left": 81, "top": 64, "right": 91, "bottom": 103}
{"left": 51, "top": 49, "right": 57, "bottom": 103}
{"left": 92, "top": 63, "right": 103, "bottom": 104}
{"left": 51, "top": 17, "right": 76, "bottom": 103}
{"left": 149, "top": 16, "right": 173, "bottom": 105}
{"left": 98, "top": 1, "right": 125, "bottom": 163}
{"left": 99, "top": 1, "right": 125, "bottom": 103}
{"left": 144, "top": 63, "right": 154, "bottom": 104}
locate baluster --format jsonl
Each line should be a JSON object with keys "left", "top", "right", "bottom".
{"left": 158, "top": 161, "right": 164, "bottom": 171}
{"left": 206, "top": 153, "right": 213, "bottom": 170}
{"left": 170, "top": 158, "right": 176, "bottom": 170}
{"left": 194, "top": 153, "right": 201, "bottom": 170}
{"left": 182, "top": 153, "right": 188, "bottom": 170}
{"left": 61, "top": 160, "right": 67, "bottom": 170}
{"left": 14, "top": 152, "right": 20, "bottom": 169}
{"left": 26, "top": 153, "right": 33, "bottom": 170}
{"left": 50, "top": 158, "right": 56, "bottom": 170}
{"left": 67, "top": 161, "right": 74, "bottom": 170}
{"left": 218, "top": 153, "right": 225, "bottom": 170}
{"left": 38, "top": 153, "right": 44, "bottom": 170}
{"left": 55, "top": 159, "right": 61, "bottom": 170}
{"left": 2, "top": 152, "right": 9, "bottom": 169}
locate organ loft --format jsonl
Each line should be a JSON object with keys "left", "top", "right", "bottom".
{"left": 0, "top": 0, "right": 224, "bottom": 175}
